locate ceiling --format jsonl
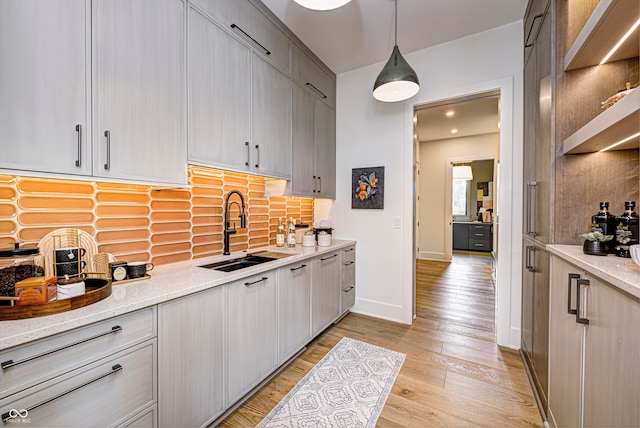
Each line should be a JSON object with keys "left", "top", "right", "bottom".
{"left": 415, "top": 96, "right": 499, "bottom": 142}
{"left": 261, "top": 0, "right": 528, "bottom": 74}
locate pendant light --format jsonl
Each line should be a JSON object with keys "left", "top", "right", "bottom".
{"left": 293, "top": 0, "right": 352, "bottom": 11}
{"left": 373, "top": 0, "right": 420, "bottom": 102}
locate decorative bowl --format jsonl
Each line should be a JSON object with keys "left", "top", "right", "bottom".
{"left": 630, "top": 245, "right": 640, "bottom": 267}
{"left": 582, "top": 240, "right": 608, "bottom": 256}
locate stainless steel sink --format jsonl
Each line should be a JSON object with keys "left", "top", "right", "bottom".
{"left": 199, "top": 255, "right": 277, "bottom": 272}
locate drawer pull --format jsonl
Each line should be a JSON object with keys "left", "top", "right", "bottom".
{"left": 1, "top": 326, "right": 122, "bottom": 370}
{"left": 290, "top": 264, "right": 307, "bottom": 272}
{"left": 343, "top": 286, "right": 354, "bottom": 292}
{"left": 474, "top": 243, "right": 484, "bottom": 247}
{"left": 343, "top": 261, "right": 354, "bottom": 266}
{"left": 2, "top": 364, "right": 122, "bottom": 423}
{"left": 344, "top": 248, "right": 354, "bottom": 252}
{"left": 230, "top": 24, "right": 271, "bottom": 56}
{"left": 305, "top": 82, "right": 327, "bottom": 99}
{"left": 474, "top": 233, "right": 484, "bottom": 237}
{"left": 320, "top": 254, "right": 338, "bottom": 261}
{"left": 244, "top": 277, "right": 268, "bottom": 286}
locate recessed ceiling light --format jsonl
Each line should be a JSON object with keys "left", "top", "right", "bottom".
{"left": 293, "top": 0, "right": 352, "bottom": 11}
{"left": 446, "top": 111, "right": 455, "bottom": 117}
{"left": 600, "top": 18, "right": 640, "bottom": 65}
{"left": 451, "top": 129, "right": 458, "bottom": 134}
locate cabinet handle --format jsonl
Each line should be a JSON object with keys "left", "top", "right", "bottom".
{"left": 343, "top": 286, "right": 354, "bottom": 292}
{"left": 1, "top": 326, "right": 122, "bottom": 370}
{"left": 1, "top": 364, "right": 122, "bottom": 423}
{"left": 567, "top": 273, "right": 580, "bottom": 315}
{"left": 312, "top": 175, "right": 317, "bottom": 193}
{"left": 255, "top": 144, "right": 260, "bottom": 169}
{"left": 474, "top": 243, "right": 484, "bottom": 247}
{"left": 305, "top": 82, "right": 327, "bottom": 99}
{"left": 475, "top": 233, "right": 484, "bottom": 237}
{"left": 103, "top": 130, "right": 111, "bottom": 170}
{"left": 525, "top": 245, "right": 535, "bottom": 272}
{"left": 344, "top": 248, "right": 354, "bottom": 252}
{"left": 290, "top": 264, "right": 307, "bottom": 271}
{"left": 320, "top": 254, "right": 337, "bottom": 261}
{"left": 524, "top": 13, "right": 543, "bottom": 48}
{"left": 575, "top": 278, "right": 590, "bottom": 325}
{"left": 343, "top": 261, "right": 354, "bottom": 266}
{"left": 245, "top": 141, "right": 250, "bottom": 167}
{"left": 245, "top": 276, "right": 268, "bottom": 286}
{"left": 526, "top": 181, "right": 537, "bottom": 237}
{"left": 75, "top": 124, "right": 82, "bottom": 167}
{"left": 230, "top": 24, "right": 271, "bottom": 56}
{"left": 317, "top": 176, "right": 322, "bottom": 193}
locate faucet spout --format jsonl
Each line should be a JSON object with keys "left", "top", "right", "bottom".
{"left": 223, "top": 190, "right": 247, "bottom": 255}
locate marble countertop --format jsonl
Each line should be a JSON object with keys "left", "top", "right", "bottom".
{"left": 0, "top": 240, "right": 356, "bottom": 350}
{"left": 547, "top": 244, "right": 640, "bottom": 299}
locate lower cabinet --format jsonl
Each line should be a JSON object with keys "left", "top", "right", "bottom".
{"left": 521, "top": 240, "right": 549, "bottom": 413}
{"left": 158, "top": 286, "right": 226, "bottom": 427}
{"left": 278, "top": 262, "right": 311, "bottom": 363}
{"left": 548, "top": 255, "right": 639, "bottom": 428}
{"left": 0, "top": 341, "right": 156, "bottom": 427}
{"left": 226, "top": 270, "right": 278, "bottom": 405}
{"left": 340, "top": 246, "right": 356, "bottom": 314}
{"left": 453, "top": 223, "right": 493, "bottom": 251}
{"left": 311, "top": 252, "right": 341, "bottom": 336}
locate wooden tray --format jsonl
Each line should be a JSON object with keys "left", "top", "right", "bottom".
{"left": 0, "top": 279, "right": 112, "bottom": 321}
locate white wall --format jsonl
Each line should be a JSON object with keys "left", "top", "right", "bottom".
{"left": 322, "top": 21, "right": 524, "bottom": 348}
{"left": 418, "top": 134, "right": 499, "bottom": 260}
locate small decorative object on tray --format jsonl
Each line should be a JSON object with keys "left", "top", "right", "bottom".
{"left": 601, "top": 82, "right": 637, "bottom": 110}
{"left": 580, "top": 231, "right": 613, "bottom": 256}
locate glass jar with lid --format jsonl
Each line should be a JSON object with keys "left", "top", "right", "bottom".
{"left": 0, "top": 243, "right": 40, "bottom": 297}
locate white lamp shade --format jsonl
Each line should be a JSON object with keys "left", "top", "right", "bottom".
{"left": 373, "top": 80, "right": 420, "bottom": 103}
{"left": 293, "top": 0, "right": 352, "bottom": 10}
{"left": 452, "top": 165, "right": 473, "bottom": 180}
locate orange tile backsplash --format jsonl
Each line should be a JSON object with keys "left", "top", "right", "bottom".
{"left": 0, "top": 166, "right": 314, "bottom": 266}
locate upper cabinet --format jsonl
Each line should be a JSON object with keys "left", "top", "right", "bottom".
{"left": 187, "top": 2, "right": 292, "bottom": 179}
{"left": 289, "top": 44, "right": 336, "bottom": 198}
{"left": 0, "top": 0, "right": 188, "bottom": 186}
{"left": 92, "top": 0, "right": 187, "bottom": 185}
{"left": 0, "top": 0, "right": 91, "bottom": 176}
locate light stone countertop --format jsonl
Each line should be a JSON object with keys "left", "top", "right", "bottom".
{"left": 0, "top": 240, "right": 356, "bottom": 350}
{"left": 547, "top": 244, "right": 640, "bottom": 299}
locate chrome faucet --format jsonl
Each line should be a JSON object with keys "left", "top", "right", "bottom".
{"left": 223, "top": 190, "right": 247, "bottom": 255}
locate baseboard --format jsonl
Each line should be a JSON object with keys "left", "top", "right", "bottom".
{"left": 520, "top": 348, "right": 548, "bottom": 424}
{"left": 418, "top": 251, "right": 447, "bottom": 261}
{"left": 351, "top": 298, "right": 411, "bottom": 325}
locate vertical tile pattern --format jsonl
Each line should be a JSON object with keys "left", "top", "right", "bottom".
{"left": 0, "top": 166, "right": 314, "bottom": 266}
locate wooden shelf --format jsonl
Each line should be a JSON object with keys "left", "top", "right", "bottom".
{"left": 562, "top": 88, "right": 639, "bottom": 154}
{"left": 564, "top": 0, "right": 639, "bottom": 71}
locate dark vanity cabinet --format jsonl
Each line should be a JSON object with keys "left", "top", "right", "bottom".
{"left": 453, "top": 223, "right": 493, "bottom": 252}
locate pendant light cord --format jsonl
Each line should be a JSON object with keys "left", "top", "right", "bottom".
{"left": 394, "top": 0, "right": 398, "bottom": 46}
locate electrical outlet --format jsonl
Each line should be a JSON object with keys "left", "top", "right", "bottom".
{"left": 393, "top": 216, "right": 401, "bottom": 229}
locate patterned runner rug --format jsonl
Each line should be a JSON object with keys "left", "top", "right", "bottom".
{"left": 257, "top": 337, "right": 406, "bottom": 428}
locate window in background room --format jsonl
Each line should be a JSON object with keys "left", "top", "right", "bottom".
{"left": 452, "top": 179, "right": 468, "bottom": 216}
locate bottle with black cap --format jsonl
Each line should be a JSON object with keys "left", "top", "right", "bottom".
{"left": 591, "top": 202, "right": 617, "bottom": 253}
{"left": 615, "top": 201, "right": 638, "bottom": 257}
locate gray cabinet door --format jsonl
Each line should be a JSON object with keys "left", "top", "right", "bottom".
{"left": 311, "top": 252, "right": 341, "bottom": 336}
{"left": 278, "top": 262, "right": 311, "bottom": 363}
{"left": 188, "top": 6, "right": 251, "bottom": 172}
{"left": 158, "top": 286, "right": 225, "bottom": 427}
{"left": 251, "top": 54, "right": 292, "bottom": 179}
{"left": 291, "top": 84, "right": 316, "bottom": 195}
{"left": 227, "top": 271, "right": 278, "bottom": 405}
{"left": 314, "top": 100, "right": 336, "bottom": 198}
{"left": 93, "top": 0, "right": 187, "bottom": 185}
{"left": 453, "top": 224, "right": 469, "bottom": 250}
{"left": 0, "top": 0, "right": 90, "bottom": 176}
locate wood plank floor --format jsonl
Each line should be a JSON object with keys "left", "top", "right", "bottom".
{"left": 219, "top": 253, "right": 543, "bottom": 427}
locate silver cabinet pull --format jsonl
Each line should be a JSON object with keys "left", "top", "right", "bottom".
{"left": 474, "top": 243, "right": 484, "bottom": 247}
{"left": 567, "top": 273, "right": 580, "bottom": 315}
{"left": 525, "top": 246, "right": 535, "bottom": 272}
{"left": 576, "top": 278, "right": 590, "bottom": 325}
{"left": 320, "top": 254, "right": 337, "bottom": 261}
{"left": 343, "top": 286, "right": 354, "bottom": 292}
{"left": 230, "top": 24, "right": 270, "bottom": 56}
{"left": 1, "top": 326, "right": 122, "bottom": 370}
{"left": 305, "top": 82, "right": 327, "bottom": 99}
{"left": 255, "top": 144, "right": 260, "bottom": 169}
{"left": 290, "top": 264, "right": 307, "bottom": 272}
{"left": 526, "top": 181, "right": 537, "bottom": 237}
{"left": 344, "top": 248, "right": 354, "bottom": 252}
{"left": 75, "top": 124, "right": 82, "bottom": 167}
{"left": 103, "top": 130, "right": 111, "bottom": 170}
{"left": 475, "top": 233, "right": 484, "bottom": 237}
{"left": 343, "top": 261, "right": 354, "bottom": 266}
{"left": 245, "top": 276, "right": 268, "bottom": 286}
{"left": 245, "top": 141, "right": 250, "bottom": 167}
{"left": 2, "top": 364, "right": 122, "bottom": 423}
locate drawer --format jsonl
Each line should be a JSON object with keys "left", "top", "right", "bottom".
{"left": 341, "top": 259, "right": 355, "bottom": 287}
{"left": 0, "top": 340, "right": 156, "bottom": 427}
{"left": 117, "top": 404, "right": 157, "bottom": 428}
{"left": 0, "top": 307, "right": 156, "bottom": 400}
{"left": 469, "top": 239, "right": 492, "bottom": 251}
{"left": 340, "top": 284, "right": 355, "bottom": 314}
{"left": 470, "top": 224, "right": 491, "bottom": 232}
{"left": 341, "top": 246, "right": 356, "bottom": 263}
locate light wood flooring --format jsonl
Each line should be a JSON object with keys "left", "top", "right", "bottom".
{"left": 219, "top": 253, "right": 543, "bottom": 427}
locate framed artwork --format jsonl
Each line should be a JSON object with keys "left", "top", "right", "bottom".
{"left": 352, "top": 166, "right": 384, "bottom": 209}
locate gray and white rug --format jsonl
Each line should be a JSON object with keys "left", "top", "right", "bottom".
{"left": 257, "top": 337, "right": 406, "bottom": 428}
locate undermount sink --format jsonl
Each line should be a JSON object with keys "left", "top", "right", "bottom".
{"left": 199, "top": 255, "right": 277, "bottom": 272}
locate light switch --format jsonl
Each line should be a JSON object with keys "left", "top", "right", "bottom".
{"left": 393, "top": 216, "right": 401, "bottom": 229}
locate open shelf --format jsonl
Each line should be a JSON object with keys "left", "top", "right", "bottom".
{"left": 562, "top": 88, "right": 639, "bottom": 154}
{"left": 564, "top": 0, "right": 639, "bottom": 71}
